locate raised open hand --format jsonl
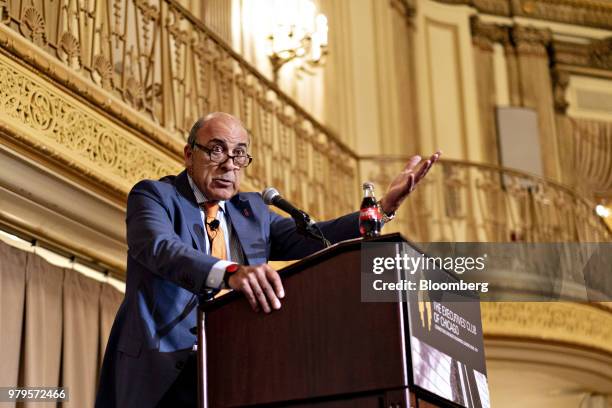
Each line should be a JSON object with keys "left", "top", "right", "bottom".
{"left": 379, "top": 151, "right": 442, "bottom": 215}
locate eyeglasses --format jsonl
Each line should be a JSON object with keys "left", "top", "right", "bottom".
{"left": 192, "top": 142, "right": 253, "bottom": 168}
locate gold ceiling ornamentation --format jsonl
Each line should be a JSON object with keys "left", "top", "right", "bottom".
{"left": 482, "top": 302, "right": 612, "bottom": 356}
{"left": 473, "top": 0, "right": 512, "bottom": 15}
{"left": 512, "top": 0, "right": 612, "bottom": 30}
{"left": 433, "top": 0, "right": 612, "bottom": 30}
{"left": 0, "top": 56, "right": 181, "bottom": 198}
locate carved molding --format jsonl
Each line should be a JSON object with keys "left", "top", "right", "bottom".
{"left": 512, "top": 24, "right": 552, "bottom": 56}
{"left": 470, "top": 17, "right": 612, "bottom": 72}
{"left": 470, "top": 18, "right": 553, "bottom": 56}
{"left": 469, "top": 20, "right": 612, "bottom": 116}
{"left": 551, "top": 69, "right": 570, "bottom": 113}
{"left": 0, "top": 55, "right": 182, "bottom": 199}
{"left": 390, "top": 0, "right": 416, "bottom": 26}
{"left": 553, "top": 40, "right": 592, "bottom": 68}
{"left": 473, "top": 0, "right": 512, "bottom": 15}
{"left": 590, "top": 37, "right": 612, "bottom": 70}
{"left": 482, "top": 302, "right": 612, "bottom": 356}
{"left": 470, "top": 16, "right": 510, "bottom": 51}
{"left": 553, "top": 37, "right": 612, "bottom": 76}
{"left": 433, "top": 0, "right": 612, "bottom": 30}
{"left": 511, "top": 0, "right": 612, "bottom": 31}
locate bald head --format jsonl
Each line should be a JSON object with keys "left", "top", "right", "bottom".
{"left": 184, "top": 112, "right": 250, "bottom": 201}
{"left": 187, "top": 113, "right": 249, "bottom": 147}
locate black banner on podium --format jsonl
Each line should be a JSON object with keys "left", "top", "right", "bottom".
{"left": 402, "top": 243, "right": 490, "bottom": 408}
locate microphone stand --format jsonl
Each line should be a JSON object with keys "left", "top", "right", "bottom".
{"left": 293, "top": 211, "right": 331, "bottom": 248}
{"left": 196, "top": 289, "right": 216, "bottom": 408}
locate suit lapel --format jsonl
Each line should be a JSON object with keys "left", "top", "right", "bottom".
{"left": 173, "top": 171, "right": 206, "bottom": 252}
{"left": 226, "top": 195, "right": 263, "bottom": 265}
{"left": 173, "top": 173, "right": 265, "bottom": 263}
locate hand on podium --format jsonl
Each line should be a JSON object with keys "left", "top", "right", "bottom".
{"left": 226, "top": 264, "right": 285, "bottom": 314}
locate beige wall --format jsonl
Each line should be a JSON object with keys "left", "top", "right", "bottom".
{"left": 229, "top": 0, "right": 329, "bottom": 126}
{"left": 219, "top": 0, "right": 419, "bottom": 156}
{"left": 415, "top": 0, "right": 483, "bottom": 161}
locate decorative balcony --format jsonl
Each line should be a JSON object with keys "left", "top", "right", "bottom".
{"left": 0, "top": 0, "right": 358, "bottom": 217}
{"left": 363, "top": 157, "right": 612, "bottom": 243}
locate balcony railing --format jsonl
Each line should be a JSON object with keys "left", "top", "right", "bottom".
{"left": 362, "top": 157, "right": 612, "bottom": 243}
{"left": 1, "top": 1, "right": 609, "bottom": 244}
{"left": 559, "top": 118, "right": 612, "bottom": 199}
{"left": 0, "top": 0, "right": 359, "bottom": 217}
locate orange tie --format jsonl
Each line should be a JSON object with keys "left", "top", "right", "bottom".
{"left": 202, "top": 202, "right": 227, "bottom": 261}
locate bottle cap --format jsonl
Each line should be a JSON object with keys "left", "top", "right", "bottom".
{"left": 362, "top": 182, "right": 374, "bottom": 190}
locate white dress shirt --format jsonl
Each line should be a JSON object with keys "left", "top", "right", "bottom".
{"left": 187, "top": 174, "right": 236, "bottom": 289}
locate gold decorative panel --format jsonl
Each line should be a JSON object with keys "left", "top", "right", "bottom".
{"left": 482, "top": 302, "right": 612, "bottom": 356}
{"left": 0, "top": 55, "right": 182, "bottom": 197}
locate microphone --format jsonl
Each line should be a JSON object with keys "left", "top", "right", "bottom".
{"left": 262, "top": 187, "right": 330, "bottom": 247}
{"left": 261, "top": 187, "right": 315, "bottom": 227}
{"left": 207, "top": 219, "right": 220, "bottom": 231}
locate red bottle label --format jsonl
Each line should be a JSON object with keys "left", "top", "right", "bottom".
{"left": 360, "top": 206, "right": 381, "bottom": 221}
{"left": 359, "top": 206, "right": 382, "bottom": 237}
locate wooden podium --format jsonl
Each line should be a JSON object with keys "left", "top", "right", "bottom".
{"left": 201, "top": 234, "right": 460, "bottom": 408}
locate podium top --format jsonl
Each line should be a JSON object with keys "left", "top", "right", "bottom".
{"left": 202, "top": 232, "right": 407, "bottom": 312}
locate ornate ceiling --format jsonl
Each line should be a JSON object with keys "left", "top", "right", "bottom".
{"left": 434, "top": 0, "right": 612, "bottom": 30}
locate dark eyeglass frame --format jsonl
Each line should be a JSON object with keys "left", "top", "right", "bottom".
{"left": 191, "top": 142, "right": 253, "bottom": 168}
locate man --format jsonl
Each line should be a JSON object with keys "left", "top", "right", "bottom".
{"left": 96, "top": 112, "right": 440, "bottom": 407}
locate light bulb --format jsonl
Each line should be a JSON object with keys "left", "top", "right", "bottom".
{"left": 595, "top": 204, "right": 610, "bottom": 218}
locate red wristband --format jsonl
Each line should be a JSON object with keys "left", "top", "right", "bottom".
{"left": 223, "top": 264, "right": 239, "bottom": 287}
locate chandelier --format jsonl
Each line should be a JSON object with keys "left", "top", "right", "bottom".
{"left": 267, "top": 0, "right": 328, "bottom": 82}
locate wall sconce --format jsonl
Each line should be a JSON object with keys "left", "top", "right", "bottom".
{"left": 267, "top": 0, "right": 328, "bottom": 82}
